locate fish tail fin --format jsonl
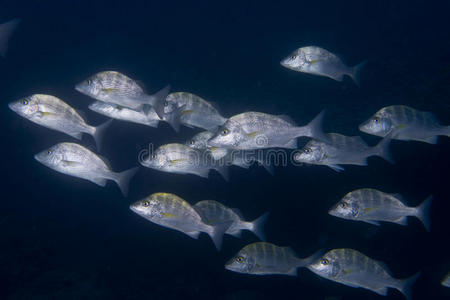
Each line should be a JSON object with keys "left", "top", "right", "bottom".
{"left": 113, "top": 167, "right": 139, "bottom": 197}
{"left": 0, "top": 18, "right": 21, "bottom": 57}
{"left": 146, "top": 85, "right": 170, "bottom": 119}
{"left": 297, "top": 110, "right": 329, "bottom": 143}
{"left": 208, "top": 221, "right": 232, "bottom": 251}
{"left": 296, "top": 248, "right": 326, "bottom": 268}
{"left": 214, "top": 165, "right": 229, "bottom": 181}
{"left": 442, "top": 125, "right": 450, "bottom": 138}
{"left": 350, "top": 60, "right": 367, "bottom": 87}
{"left": 415, "top": 196, "right": 432, "bottom": 232}
{"left": 93, "top": 119, "right": 113, "bottom": 152}
{"left": 250, "top": 212, "right": 269, "bottom": 241}
{"left": 373, "top": 131, "right": 394, "bottom": 164}
{"left": 164, "top": 104, "right": 186, "bottom": 132}
{"left": 397, "top": 272, "right": 420, "bottom": 300}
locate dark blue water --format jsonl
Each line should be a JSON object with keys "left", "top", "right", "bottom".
{"left": 1, "top": 1, "right": 449, "bottom": 299}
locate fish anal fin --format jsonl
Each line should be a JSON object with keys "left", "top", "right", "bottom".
{"left": 91, "top": 177, "right": 107, "bottom": 187}
{"left": 374, "top": 286, "right": 388, "bottom": 296}
{"left": 393, "top": 216, "right": 408, "bottom": 226}
{"left": 185, "top": 231, "right": 200, "bottom": 239}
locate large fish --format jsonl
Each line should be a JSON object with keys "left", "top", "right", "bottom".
{"left": 208, "top": 111, "right": 328, "bottom": 150}
{"left": 293, "top": 133, "right": 393, "bottom": 172}
{"left": 225, "top": 242, "right": 321, "bottom": 276}
{"left": 329, "top": 188, "right": 432, "bottom": 231}
{"left": 130, "top": 193, "right": 230, "bottom": 250}
{"left": 0, "top": 18, "right": 20, "bottom": 57}
{"left": 140, "top": 143, "right": 229, "bottom": 181}
{"left": 75, "top": 71, "right": 170, "bottom": 119}
{"left": 307, "top": 248, "right": 420, "bottom": 300}
{"left": 280, "top": 46, "right": 365, "bottom": 86}
{"left": 163, "top": 92, "right": 227, "bottom": 132}
{"left": 9, "top": 94, "right": 111, "bottom": 150}
{"left": 359, "top": 105, "right": 450, "bottom": 144}
{"left": 89, "top": 101, "right": 161, "bottom": 128}
{"left": 34, "top": 142, "right": 138, "bottom": 196}
{"left": 193, "top": 200, "right": 269, "bottom": 240}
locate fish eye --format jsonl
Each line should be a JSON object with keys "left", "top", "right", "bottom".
{"left": 151, "top": 154, "right": 157, "bottom": 159}
{"left": 304, "top": 147, "right": 311, "bottom": 154}
{"left": 290, "top": 55, "right": 297, "bottom": 60}
{"left": 235, "top": 256, "right": 244, "bottom": 263}
{"left": 142, "top": 201, "right": 150, "bottom": 207}
{"left": 190, "top": 140, "right": 195, "bottom": 145}
{"left": 21, "top": 99, "right": 29, "bottom": 106}
{"left": 87, "top": 79, "right": 92, "bottom": 85}
{"left": 46, "top": 149, "right": 52, "bottom": 155}
{"left": 221, "top": 129, "right": 229, "bottom": 136}
{"left": 340, "top": 202, "right": 348, "bottom": 208}
{"left": 164, "top": 101, "right": 169, "bottom": 107}
{"left": 374, "top": 117, "right": 380, "bottom": 123}
{"left": 321, "top": 259, "right": 329, "bottom": 265}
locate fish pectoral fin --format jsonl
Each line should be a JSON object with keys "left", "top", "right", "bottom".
{"left": 170, "top": 159, "right": 186, "bottom": 165}
{"left": 364, "top": 207, "right": 375, "bottom": 213}
{"left": 61, "top": 160, "right": 82, "bottom": 167}
{"left": 393, "top": 216, "right": 408, "bottom": 226}
{"left": 247, "top": 131, "right": 260, "bottom": 138}
{"left": 181, "top": 109, "right": 195, "bottom": 115}
{"left": 185, "top": 231, "right": 201, "bottom": 239}
{"left": 363, "top": 220, "right": 381, "bottom": 226}
{"left": 101, "top": 88, "right": 120, "bottom": 94}
{"left": 91, "top": 177, "right": 107, "bottom": 187}
{"left": 162, "top": 212, "right": 177, "bottom": 218}
{"left": 307, "top": 59, "right": 320, "bottom": 65}
{"left": 35, "top": 111, "right": 56, "bottom": 118}
{"left": 342, "top": 269, "right": 353, "bottom": 275}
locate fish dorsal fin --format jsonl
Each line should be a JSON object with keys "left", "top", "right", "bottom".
{"left": 75, "top": 109, "right": 88, "bottom": 122}
{"left": 282, "top": 246, "right": 297, "bottom": 258}
{"left": 135, "top": 80, "right": 147, "bottom": 93}
{"left": 276, "top": 114, "right": 297, "bottom": 126}
{"left": 391, "top": 193, "right": 408, "bottom": 205}
{"left": 374, "top": 259, "right": 393, "bottom": 277}
{"left": 97, "top": 154, "right": 112, "bottom": 170}
{"left": 230, "top": 208, "right": 244, "bottom": 219}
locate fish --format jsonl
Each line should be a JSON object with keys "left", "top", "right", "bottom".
{"left": 329, "top": 189, "right": 432, "bottom": 231}
{"left": 163, "top": 92, "right": 227, "bottom": 132}
{"left": 442, "top": 272, "right": 450, "bottom": 287}
{"left": 34, "top": 142, "right": 138, "bottom": 196}
{"left": 186, "top": 131, "right": 274, "bottom": 175}
{"left": 75, "top": 71, "right": 170, "bottom": 118}
{"left": 9, "top": 94, "right": 111, "bottom": 150}
{"left": 88, "top": 101, "right": 160, "bottom": 128}
{"left": 293, "top": 132, "right": 393, "bottom": 172}
{"left": 208, "top": 111, "right": 328, "bottom": 150}
{"left": 280, "top": 46, "right": 366, "bottom": 86}
{"left": 307, "top": 248, "right": 420, "bottom": 300}
{"left": 140, "top": 143, "right": 229, "bottom": 181}
{"left": 129, "top": 193, "right": 231, "bottom": 250}
{"left": 225, "top": 242, "right": 322, "bottom": 276}
{"left": 0, "top": 18, "right": 20, "bottom": 57}
{"left": 359, "top": 105, "right": 450, "bottom": 144}
{"left": 193, "top": 200, "right": 269, "bottom": 240}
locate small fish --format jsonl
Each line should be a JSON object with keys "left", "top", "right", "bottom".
{"left": 307, "top": 248, "right": 420, "bottom": 300}
{"left": 75, "top": 71, "right": 170, "bottom": 118}
{"left": 208, "top": 111, "right": 328, "bottom": 150}
{"left": 441, "top": 272, "right": 450, "bottom": 287}
{"left": 163, "top": 92, "right": 227, "bottom": 132}
{"left": 140, "top": 143, "right": 229, "bottom": 181}
{"left": 34, "top": 142, "right": 138, "bottom": 196}
{"left": 293, "top": 133, "right": 393, "bottom": 172}
{"left": 193, "top": 200, "right": 269, "bottom": 240}
{"left": 9, "top": 94, "right": 111, "bottom": 150}
{"left": 225, "top": 242, "right": 321, "bottom": 276}
{"left": 280, "top": 46, "right": 366, "bottom": 86}
{"left": 329, "top": 189, "right": 432, "bottom": 231}
{"left": 129, "top": 193, "right": 230, "bottom": 250}
{"left": 89, "top": 101, "right": 160, "bottom": 128}
{"left": 359, "top": 105, "right": 450, "bottom": 144}
{"left": 0, "top": 18, "right": 20, "bottom": 57}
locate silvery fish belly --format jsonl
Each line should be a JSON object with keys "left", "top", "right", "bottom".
{"left": 139, "top": 143, "right": 228, "bottom": 180}
{"left": 75, "top": 71, "right": 169, "bottom": 118}
{"left": 280, "top": 46, "right": 365, "bottom": 85}
{"left": 89, "top": 101, "right": 160, "bottom": 128}
{"left": 225, "top": 242, "right": 318, "bottom": 276}
{"left": 34, "top": 142, "right": 138, "bottom": 196}
{"left": 208, "top": 111, "right": 328, "bottom": 150}
{"left": 359, "top": 105, "right": 450, "bottom": 144}
{"left": 293, "top": 133, "right": 392, "bottom": 172}
{"left": 308, "top": 248, "right": 420, "bottom": 299}
{"left": 129, "top": 193, "right": 229, "bottom": 250}
{"left": 163, "top": 92, "right": 227, "bottom": 131}
{"left": 329, "top": 188, "right": 432, "bottom": 231}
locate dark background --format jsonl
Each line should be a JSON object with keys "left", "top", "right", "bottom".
{"left": 1, "top": 0, "right": 449, "bottom": 299}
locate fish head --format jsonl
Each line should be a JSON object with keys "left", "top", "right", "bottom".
{"left": 293, "top": 141, "right": 326, "bottom": 164}
{"left": 139, "top": 147, "right": 170, "bottom": 169}
{"left": 34, "top": 144, "right": 64, "bottom": 168}
{"left": 8, "top": 95, "right": 39, "bottom": 118}
{"left": 208, "top": 120, "right": 247, "bottom": 149}
{"left": 130, "top": 196, "right": 159, "bottom": 219}
{"left": 280, "top": 48, "right": 307, "bottom": 71}
{"left": 75, "top": 74, "right": 103, "bottom": 97}
{"left": 163, "top": 94, "right": 179, "bottom": 115}
{"left": 186, "top": 131, "right": 214, "bottom": 150}
{"left": 225, "top": 248, "right": 255, "bottom": 274}
{"left": 308, "top": 251, "right": 341, "bottom": 279}
{"left": 359, "top": 113, "right": 392, "bottom": 137}
{"left": 328, "top": 193, "right": 360, "bottom": 219}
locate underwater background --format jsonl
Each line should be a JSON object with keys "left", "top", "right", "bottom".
{"left": 1, "top": 0, "right": 449, "bottom": 299}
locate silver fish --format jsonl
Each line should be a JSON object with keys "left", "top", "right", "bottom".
{"left": 34, "top": 142, "right": 138, "bottom": 196}
{"left": 193, "top": 200, "right": 269, "bottom": 240}
{"left": 308, "top": 248, "right": 420, "bottom": 300}
{"left": 359, "top": 105, "right": 450, "bottom": 144}
{"left": 140, "top": 143, "right": 229, "bottom": 180}
{"left": 129, "top": 193, "right": 230, "bottom": 250}
{"left": 280, "top": 46, "right": 365, "bottom": 86}
{"left": 293, "top": 133, "right": 393, "bottom": 172}
{"left": 75, "top": 71, "right": 170, "bottom": 118}
{"left": 0, "top": 18, "right": 20, "bottom": 57}
{"left": 208, "top": 111, "right": 328, "bottom": 150}
{"left": 442, "top": 272, "right": 450, "bottom": 287}
{"left": 225, "top": 242, "right": 321, "bottom": 276}
{"left": 9, "top": 94, "right": 111, "bottom": 150}
{"left": 163, "top": 92, "right": 227, "bottom": 132}
{"left": 89, "top": 101, "right": 160, "bottom": 128}
{"left": 329, "top": 189, "right": 432, "bottom": 231}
